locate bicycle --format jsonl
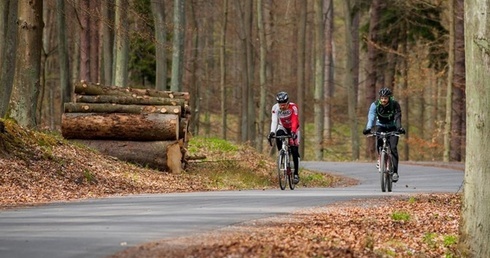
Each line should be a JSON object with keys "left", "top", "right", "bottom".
{"left": 368, "top": 131, "right": 401, "bottom": 192}
{"left": 269, "top": 135, "right": 296, "bottom": 190}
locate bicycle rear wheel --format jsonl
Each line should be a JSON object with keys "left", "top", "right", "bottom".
{"left": 287, "top": 153, "right": 295, "bottom": 190}
{"left": 277, "top": 152, "right": 287, "bottom": 190}
{"left": 380, "top": 152, "right": 387, "bottom": 192}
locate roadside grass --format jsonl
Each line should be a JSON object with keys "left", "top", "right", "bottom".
{"left": 186, "top": 136, "right": 344, "bottom": 190}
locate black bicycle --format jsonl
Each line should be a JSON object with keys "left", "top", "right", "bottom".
{"left": 270, "top": 135, "right": 296, "bottom": 190}
{"left": 368, "top": 131, "right": 401, "bottom": 192}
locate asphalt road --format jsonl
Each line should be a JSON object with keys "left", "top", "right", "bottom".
{"left": 0, "top": 162, "right": 464, "bottom": 258}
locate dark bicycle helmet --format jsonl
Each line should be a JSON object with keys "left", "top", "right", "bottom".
{"left": 378, "top": 87, "right": 393, "bottom": 97}
{"left": 276, "top": 91, "right": 289, "bottom": 103}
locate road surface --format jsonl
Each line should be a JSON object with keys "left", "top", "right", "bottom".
{"left": 0, "top": 162, "right": 464, "bottom": 258}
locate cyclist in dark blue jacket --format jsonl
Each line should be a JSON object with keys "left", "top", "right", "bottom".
{"left": 363, "top": 88, "right": 405, "bottom": 182}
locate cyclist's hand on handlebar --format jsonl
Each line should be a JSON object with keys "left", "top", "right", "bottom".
{"left": 291, "top": 132, "right": 297, "bottom": 140}
{"left": 397, "top": 127, "right": 406, "bottom": 134}
{"left": 268, "top": 132, "right": 275, "bottom": 146}
{"left": 268, "top": 132, "right": 275, "bottom": 140}
{"left": 362, "top": 128, "right": 371, "bottom": 135}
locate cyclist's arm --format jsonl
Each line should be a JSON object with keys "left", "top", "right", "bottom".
{"left": 393, "top": 101, "right": 402, "bottom": 129}
{"left": 270, "top": 104, "right": 279, "bottom": 133}
{"left": 365, "top": 102, "right": 377, "bottom": 129}
{"left": 290, "top": 103, "right": 299, "bottom": 134}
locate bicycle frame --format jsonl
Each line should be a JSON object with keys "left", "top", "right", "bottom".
{"left": 273, "top": 135, "right": 295, "bottom": 190}
{"left": 369, "top": 131, "right": 400, "bottom": 192}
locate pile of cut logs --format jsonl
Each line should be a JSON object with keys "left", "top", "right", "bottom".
{"left": 61, "top": 81, "right": 191, "bottom": 173}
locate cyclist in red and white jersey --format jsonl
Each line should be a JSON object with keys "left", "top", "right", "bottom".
{"left": 267, "top": 91, "right": 301, "bottom": 184}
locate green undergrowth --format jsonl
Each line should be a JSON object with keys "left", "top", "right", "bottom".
{"left": 0, "top": 119, "right": 66, "bottom": 161}
{"left": 186, "top": 136, "right": 344, "bottom": 190}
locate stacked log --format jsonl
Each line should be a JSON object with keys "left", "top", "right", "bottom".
{"left": 61, "top": 81, "right": 191, "bottom": 173}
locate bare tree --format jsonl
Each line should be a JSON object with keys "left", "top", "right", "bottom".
{"left": 461, "top": 0, "right": 490, "bottom": 255}
{"left": 89, "top": 0, "right": 100, "bottom": 82}
{"left": 101, "top": 0, "right": 114, "bottom": 85}
{"left": 113, "top": 0, "right": 129, "bottom": 87}
{"left": 170, "top": 0, "right": 185, "bottom": 92}
{"left": 9, "top": 0, "right": 43, "bottom": 127}
{"left": 296, "top": 0, "right": 306, "bottom": 157}
{"left": 443, "top": 0, "right": 455, "bottom": 162}
{"left": 257, "top": 0, "right": 266, "bottom": 151}
{"left": 451, "top": 0, "right": 465, "bottom": 161}
{"left": 343, "top": 0, "right": 360, "bottom": 160}
{"left": 363, "top": 0, "right": 383, "bottom": 159}
{"left": 313, "top": 0, "right": 325, "bottom": 160}
{"left": 220, "top": 0, "right": 228, "bottom": 140}
{"left": 151, "top": 0, "right": 168, "bottom": 91}
{"left": 0, "top": 0, "right": 18, "bottom": 117}
{"left": 234, "top": 0, "right": 254, "bottom": 143}
{"left": 79, "top": 0, "right": 90, "bottom": 81}
{"left": 324, "top": 0, "right": 334, "bottom": 142}
{"left": 56, "top": 0, "right": 72, "bottom": 106}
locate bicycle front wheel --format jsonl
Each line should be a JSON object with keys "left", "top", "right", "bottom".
{"left": 386, "top": 155, "right": 393, "bottom": 192}
{"left": 277, "top": 152, "right": 287, "bottom": 190}
{"left": 287, "top": 153, "right": 295, "bottom": 190}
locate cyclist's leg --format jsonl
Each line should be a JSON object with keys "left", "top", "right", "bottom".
{"left": 275, "top": 129, "right": 287, "bottom": 151}
{"left": 290, "top": 145, "right": 299, "bottom": 175}
{"left": 390, "top": 134, "right": 400, "bottom": 174}
{"left": 288, "top": 129, "right": 300, "bottom": 175}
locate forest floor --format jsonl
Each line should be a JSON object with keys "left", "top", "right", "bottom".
{"left": 0, "top": 119, "right": 463, "bottom": 257}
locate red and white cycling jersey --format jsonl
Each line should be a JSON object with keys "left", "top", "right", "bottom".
{"left": 270, "top": 102, "right": 300, "bottom": 143}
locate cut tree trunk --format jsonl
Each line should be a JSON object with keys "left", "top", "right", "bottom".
{"left": 75, "top": 94, "right": 186, "bottom": 108}
{"left": 64, "top": 102, "right": 182, "bottom": 115}
{"left": 62, "top": 113, "right": 179, "bottom": 141}
{"left": 62, "top": 81, "right": 191, "bottom": 173}
{"left": 75, "top": 81, "right": 190, "bottom": 100}
{"left": 76, "top": 139, "right": 183, "bottom": 173}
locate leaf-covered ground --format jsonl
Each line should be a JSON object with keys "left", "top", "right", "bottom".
{"left": 0, "top": 120, "right": 462, "bottom": 257}
{"left": 111, "top": 194, "right": 462, "bottom": 258}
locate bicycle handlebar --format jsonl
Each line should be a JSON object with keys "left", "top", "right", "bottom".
{"left": 366, "top": 131, "right": 403, "bottom": 138}
{"left": 268, "top": 135, "right": 293, "bottom": 146}
{"left": 272, "top": 135, "right": 293, "bottom": 139}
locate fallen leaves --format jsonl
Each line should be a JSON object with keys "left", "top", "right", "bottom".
{"left": 112, "top": 194, "right": 461, "bottom": 258}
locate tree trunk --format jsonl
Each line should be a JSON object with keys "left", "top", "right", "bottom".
{"left": 220, "top": 0, "right": 228, "bottom": 140}
{"left": 364, "top": 0, "right": 383, "bottom": 159}
{"left": 313, "top": 0, "right": 325, "bottom": 160}
{"left": 170, "top": 0, "right": 185, "bottom": 92}
{"left": 61, "top": 113, "right": 180, "bottom": 141}
{"left": 461, "top": 0, "right": 490, "bottom": 256}
{"left": 451, "top": 0, "right": 465, "bottom": 161}
{"left": 75, "top": 94, "right": 187, "bottom": 109}
{"left": 257, "top": 0, "right": 266, "bottom": 152}
{"left": 56, "top": 0, "right": 72, "bottom": 108}
{"left": 89, "top": 0, "right": 100, "bottom": 82}
{"left": 64, "top": 103, "right": 182, "bottom": 115}
{"left": 324, "top": 0, "right": 334, "bottom": 143}
{"left": 0, "top": 0, "right": 18, "bottom": 117}
{"left": 113, "top": 0, "right": 129, "bottom": 87}
{"left": 76, "top": 139, "right": 184, "bottom": 173}
{"left": 101, "top": 0, "right": 114, "bottom": 85}
{"left": 297, "top": 0, "right": 306, "bottom": 157}
{"left": 151, "top": 0, "right": 168, "bottom": 91}
{"left": 443, "top": 0, "right": 455, "bottom": 162}
{"left": 74, "top": 81, "right": 190, "bottom": 100}
{"left": 245, "top": 0, "right": 255, "bottom": 144}
{"left": 343, "top": 0, "right": 360, "bottom": 160}
{"left": 9, "top": 0, "right": 43, "bottom": 128}
{"left": 79, "top": 0, "right": 90, "bottom": 81}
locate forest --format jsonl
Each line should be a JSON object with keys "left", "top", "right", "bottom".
{"left": 0, "top": 0, "right": 465, "bottom": 162}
